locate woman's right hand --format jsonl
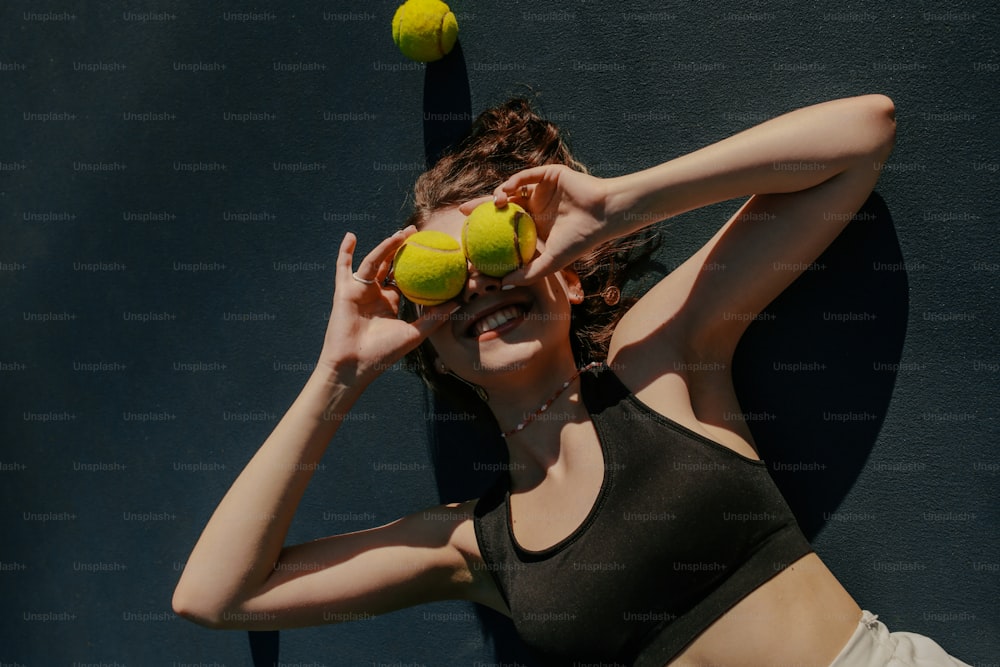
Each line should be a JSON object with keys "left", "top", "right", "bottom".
{"left": 317, "top": 227, "right": 456, "bottom": 388}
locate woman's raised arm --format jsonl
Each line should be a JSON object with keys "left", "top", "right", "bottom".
{"left": 171, "top": 229, "right": 480, "bottom": 628}
{"left": 483, "top": 94, "right": 896, "bottom": 356}
{"left": 607, "top": 94, "right": 896, "bottom": 358}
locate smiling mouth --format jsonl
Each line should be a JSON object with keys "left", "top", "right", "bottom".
{"left": 465, "top": 301, "right": 532, "bottom": 338}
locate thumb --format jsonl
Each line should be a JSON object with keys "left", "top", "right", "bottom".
{"left": 412, "top": 301, "right": 463, "bottom": 337}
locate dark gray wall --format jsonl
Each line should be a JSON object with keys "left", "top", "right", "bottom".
{"left": 2, "top": 1, "right": 997, "bottom": 665}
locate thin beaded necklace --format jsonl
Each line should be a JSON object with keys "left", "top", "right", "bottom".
{"left": 500, "top": 361, "right": 602, "bottom": 439}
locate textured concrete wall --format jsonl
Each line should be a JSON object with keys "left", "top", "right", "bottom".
{"left": 2, "top": 1, "right": 996, "bottom": 664}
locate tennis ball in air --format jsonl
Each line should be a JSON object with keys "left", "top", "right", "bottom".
{"left": 462, "top": 202, "right": 537, "bottom": 278}
{"left": 391, "top": 0, "right": 459, "bottom": 63}
{"left": 392, "top": 230, "right": 468, "bottom": 306}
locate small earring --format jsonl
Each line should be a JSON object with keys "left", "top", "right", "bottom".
{"left": 446, "top": 370, "right": 489, "bottom": 402}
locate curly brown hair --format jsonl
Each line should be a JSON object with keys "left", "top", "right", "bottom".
{"left": 399, "top": 97, "right": 652, "bottom": 417}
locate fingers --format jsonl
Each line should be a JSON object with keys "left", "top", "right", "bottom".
{"left": 351, "top": 226, "right": 415, "bottom": 285}
{"left": 494, "top": 184, "right": 532, "bottom": 209}
{"left": 335, "top": 232, "right": 359, "bottom": 287}
{"left": 459, "top": 164, "right": 566, "bottom": 214}
{"left": 493, "top": 165, "right": 560, "bottom": 206}
{"left": 410, "top": 301, "right": 462, "bottom": 338}
{"left": 457, "top": 184, "right": 534, "bottom": 215}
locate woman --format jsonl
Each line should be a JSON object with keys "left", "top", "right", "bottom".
{"left": 173, "top": 94, "right": 970, "bottom": 666}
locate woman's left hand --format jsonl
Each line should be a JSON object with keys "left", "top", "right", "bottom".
{"left": 459, "top": 164, "right": 614, "bottom": 286}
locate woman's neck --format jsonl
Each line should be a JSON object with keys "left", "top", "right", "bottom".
{"left": 486, "top": 357, "right": 595, "bottom": 490}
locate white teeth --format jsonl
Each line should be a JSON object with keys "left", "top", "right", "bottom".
{"left": 474, "top": 306, "right": 522, "bottom": 336}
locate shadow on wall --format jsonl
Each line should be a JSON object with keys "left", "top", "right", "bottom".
{"left": 732, "top": 192, "right": 907, "bottom": 540}
{"left": 423, "top": 40, "right": 473, "bottom": 168}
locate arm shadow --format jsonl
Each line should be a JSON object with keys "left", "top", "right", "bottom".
{"left": 730, "top": 192, "right": 908, "bottom": 540}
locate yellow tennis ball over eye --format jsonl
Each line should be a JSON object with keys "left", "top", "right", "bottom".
{"left": 391, "top": 0, "right": 459, "bottom": 63}
{"left": 392, "top": 230, "right": 468, "bottom": 306}
{"left": 462, "top": 202, "right": 537, "bottom": 278}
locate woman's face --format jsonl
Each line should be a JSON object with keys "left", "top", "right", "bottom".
{"left": 418, "top": 206, "right": 582, "bottom": 384}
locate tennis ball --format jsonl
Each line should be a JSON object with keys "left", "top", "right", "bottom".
{"left": 462, "top": 202, "right": 537, "bottom": 278}
{"left": 392, "top": 230, "right": 468, "bottom": 306}
{"left": 391, "top": 0, "right": 459, "bottom": 63}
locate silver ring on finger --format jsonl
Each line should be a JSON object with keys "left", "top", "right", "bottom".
{"left": 520, "top": 185, "right": 529, "bottom": 199}
{"left": 352, "top": 272, "right": 376, "bottom": 285}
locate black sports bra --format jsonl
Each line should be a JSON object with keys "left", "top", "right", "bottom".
{"left": 473, "top": 365, "right": 813, "bottom": 666}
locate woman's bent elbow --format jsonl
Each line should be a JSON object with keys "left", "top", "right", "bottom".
{"left": 865, "top": 94, "right": 897, "bottom": 153}
{"left": 172, "top": 586, "right": 233, "bottom": 629}
{"left": 841, "top": 94, "right": 896, "bottom": 168}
